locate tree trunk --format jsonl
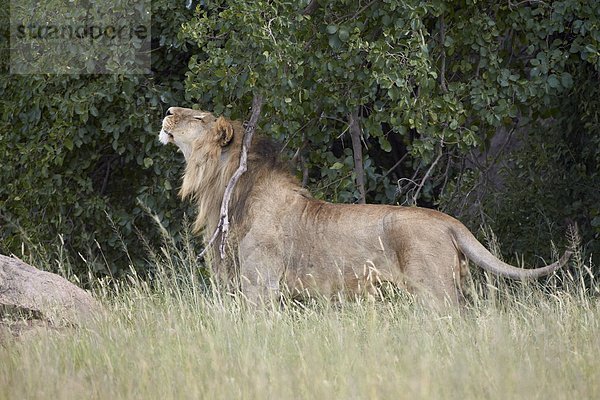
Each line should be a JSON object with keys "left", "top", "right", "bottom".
{"left": 302, "top": 0, "right": 320, "bottom": 15}
{"left": 349, "top": 108, "right": 366, "bottom": 204}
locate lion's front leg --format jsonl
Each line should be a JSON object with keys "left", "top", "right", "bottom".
{"left": 238, "top": 236, "right": 283, "bottom": 307}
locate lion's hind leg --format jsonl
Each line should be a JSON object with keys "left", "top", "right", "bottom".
{"left": 400, "top": 253, "right": 466, "bottom": 309}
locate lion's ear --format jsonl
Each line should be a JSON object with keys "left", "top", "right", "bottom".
{"left": 214, "top": 116, "right": 234, "bottom": 147}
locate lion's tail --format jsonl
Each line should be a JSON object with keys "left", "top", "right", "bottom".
{"left": 451, "top": 224, "right": 571, "bottom": 279}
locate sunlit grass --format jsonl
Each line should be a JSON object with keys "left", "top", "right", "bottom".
{"left": 1, "top": 226, "right": 598, "bottom": 399}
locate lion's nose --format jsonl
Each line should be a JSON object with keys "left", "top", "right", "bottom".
{"left": 166, "top": 108, "right": 174, "bottom": 116}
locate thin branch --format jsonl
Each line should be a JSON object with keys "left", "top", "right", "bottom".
{"left": 349, "top": 108, "right": 366, "bottom": 204}
{"left": 439, "top": 15, "right": 448, "bottom": 93}
{"left": 508, "top": 0, "right": 547, "bottom": 10}
{"left": 282, "top": 117, "right": 314, "bottom": 155}
{"left": 352, "top": 0, "right": 378, "bottom": 20}
{"left": 302, "top": 0, "right": 320, "bottom": 15}
{"left": 301, "top": 154, "right": 309, "bottom": 187}
{"left": 101, "top": 158, "right": 112, "bottom": 195}
{"left": 439, "top": 149, "right": 454, "bottom": 198}
{"left": 412, "top": 144, "right": 444, "bottom": 204}
{"left": 198, "top": 94, "right": 264, "bottom": 260}
{"left": 334, "top": 0, "right": 379, "bottom": 23}
{"left": 382, "top": 152, "right": 409, "bottom": 179}
{"left": 396, "top": 161, "right": 422, "bottom": 205}
{"left": 198, "top": 220, "right": 222, "bottom": 260}
{"left": 218, "top": 94, "right": 264, "bottom": 258}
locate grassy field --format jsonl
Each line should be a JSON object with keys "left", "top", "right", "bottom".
{"left": 1, "top": 237, "right": 599, "bottom": 399}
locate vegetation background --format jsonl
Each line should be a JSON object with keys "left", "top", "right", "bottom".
{"left": 1, "top": 0, "right": 598, "bottom": 279}
{"left": 1, "top": 2, "right": 599, "bottom": 398}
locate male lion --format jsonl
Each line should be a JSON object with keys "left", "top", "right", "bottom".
{"left": 160, "top": 107, "right": 571, "bottom": 307}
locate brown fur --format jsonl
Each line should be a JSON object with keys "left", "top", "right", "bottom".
{"left": 160, "top": 107, "right": 571, "bottom": 307}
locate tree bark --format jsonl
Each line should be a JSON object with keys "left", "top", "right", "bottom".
{"left": 439, "top": 15, "right": 448, "bottom": 93}
{"left": 349, "top": 108, "right": 366, "bottom": 204}
{"left": 0, "top": 254, "right": 100, "bottom": 326}
{"left": 302, "top": 0, "right": 320, "bottom": 15}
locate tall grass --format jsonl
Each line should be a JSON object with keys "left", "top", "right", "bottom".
{"left": 1, "top": 225, "right": 598, "bottom": 400}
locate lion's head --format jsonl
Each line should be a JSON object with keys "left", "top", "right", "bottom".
{"left": 159, "top": 107, "right": 235, "bottom": 160}
{"left": 159, "top": 107, "right": 245, "bottom": 233}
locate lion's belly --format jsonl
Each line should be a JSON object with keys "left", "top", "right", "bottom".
{"left": 275, "top": 204, "right": 405, "bottom": 299}
{"left": 282, "top": 244, "right": 399, "bottom": 300}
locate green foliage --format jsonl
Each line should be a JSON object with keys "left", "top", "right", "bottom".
{"left": 0, "top": 0, "right": 197, "bottom": 275}
{"left": 0, "top": 0, "right": 597, "bottom": 275}
{"left": 9, "top": 0, "right": 151, "bottom": 74}
{"left": 183, "top": 0, "right": 599, "bottom": 260}
{"left": 477, "top": 68, "right": 600, "bottom": 259}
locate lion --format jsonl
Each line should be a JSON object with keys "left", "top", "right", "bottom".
{"left": 160, "top": 106, "right": 572, "bottom": 307}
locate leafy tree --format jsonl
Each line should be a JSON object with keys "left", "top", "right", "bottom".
{"left": 0, "top": 0, "right": 597, "bottom": 277}
{"left": 182, "top": 0, "right": 599, "bottom": 261}
{"left": 0, "top": 0, "right": 197, "bottom": 275}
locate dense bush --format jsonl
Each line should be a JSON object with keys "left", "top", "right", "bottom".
{"left": 183, "top": 0, "right": 599, "bottom": 261}
{"left": 0, "top": 0, "right": 597, "bottom": 276}
{"left": 0, "top": 1, "right": 197, "bottom": 275}
{"left": 472, "top": 72, "right": 600, "bottom": 259}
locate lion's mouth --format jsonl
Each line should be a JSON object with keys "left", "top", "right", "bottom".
{"left": 158, "top": 129, "right": 174, "bottom": 145}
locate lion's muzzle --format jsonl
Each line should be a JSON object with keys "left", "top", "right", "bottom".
{"left": 159, "top": 114, "right": 176, "bottom": 145}
{"left": 158, "top": 129, "right": 174, "bottom": 145}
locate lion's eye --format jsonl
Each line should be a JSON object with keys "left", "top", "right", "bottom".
{"left": 193, "top": 116, "right": 204, "bottom": 121}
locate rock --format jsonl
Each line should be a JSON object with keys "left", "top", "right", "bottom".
{"left": 0, "top": 254, "right": 101, "bottom": 327}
